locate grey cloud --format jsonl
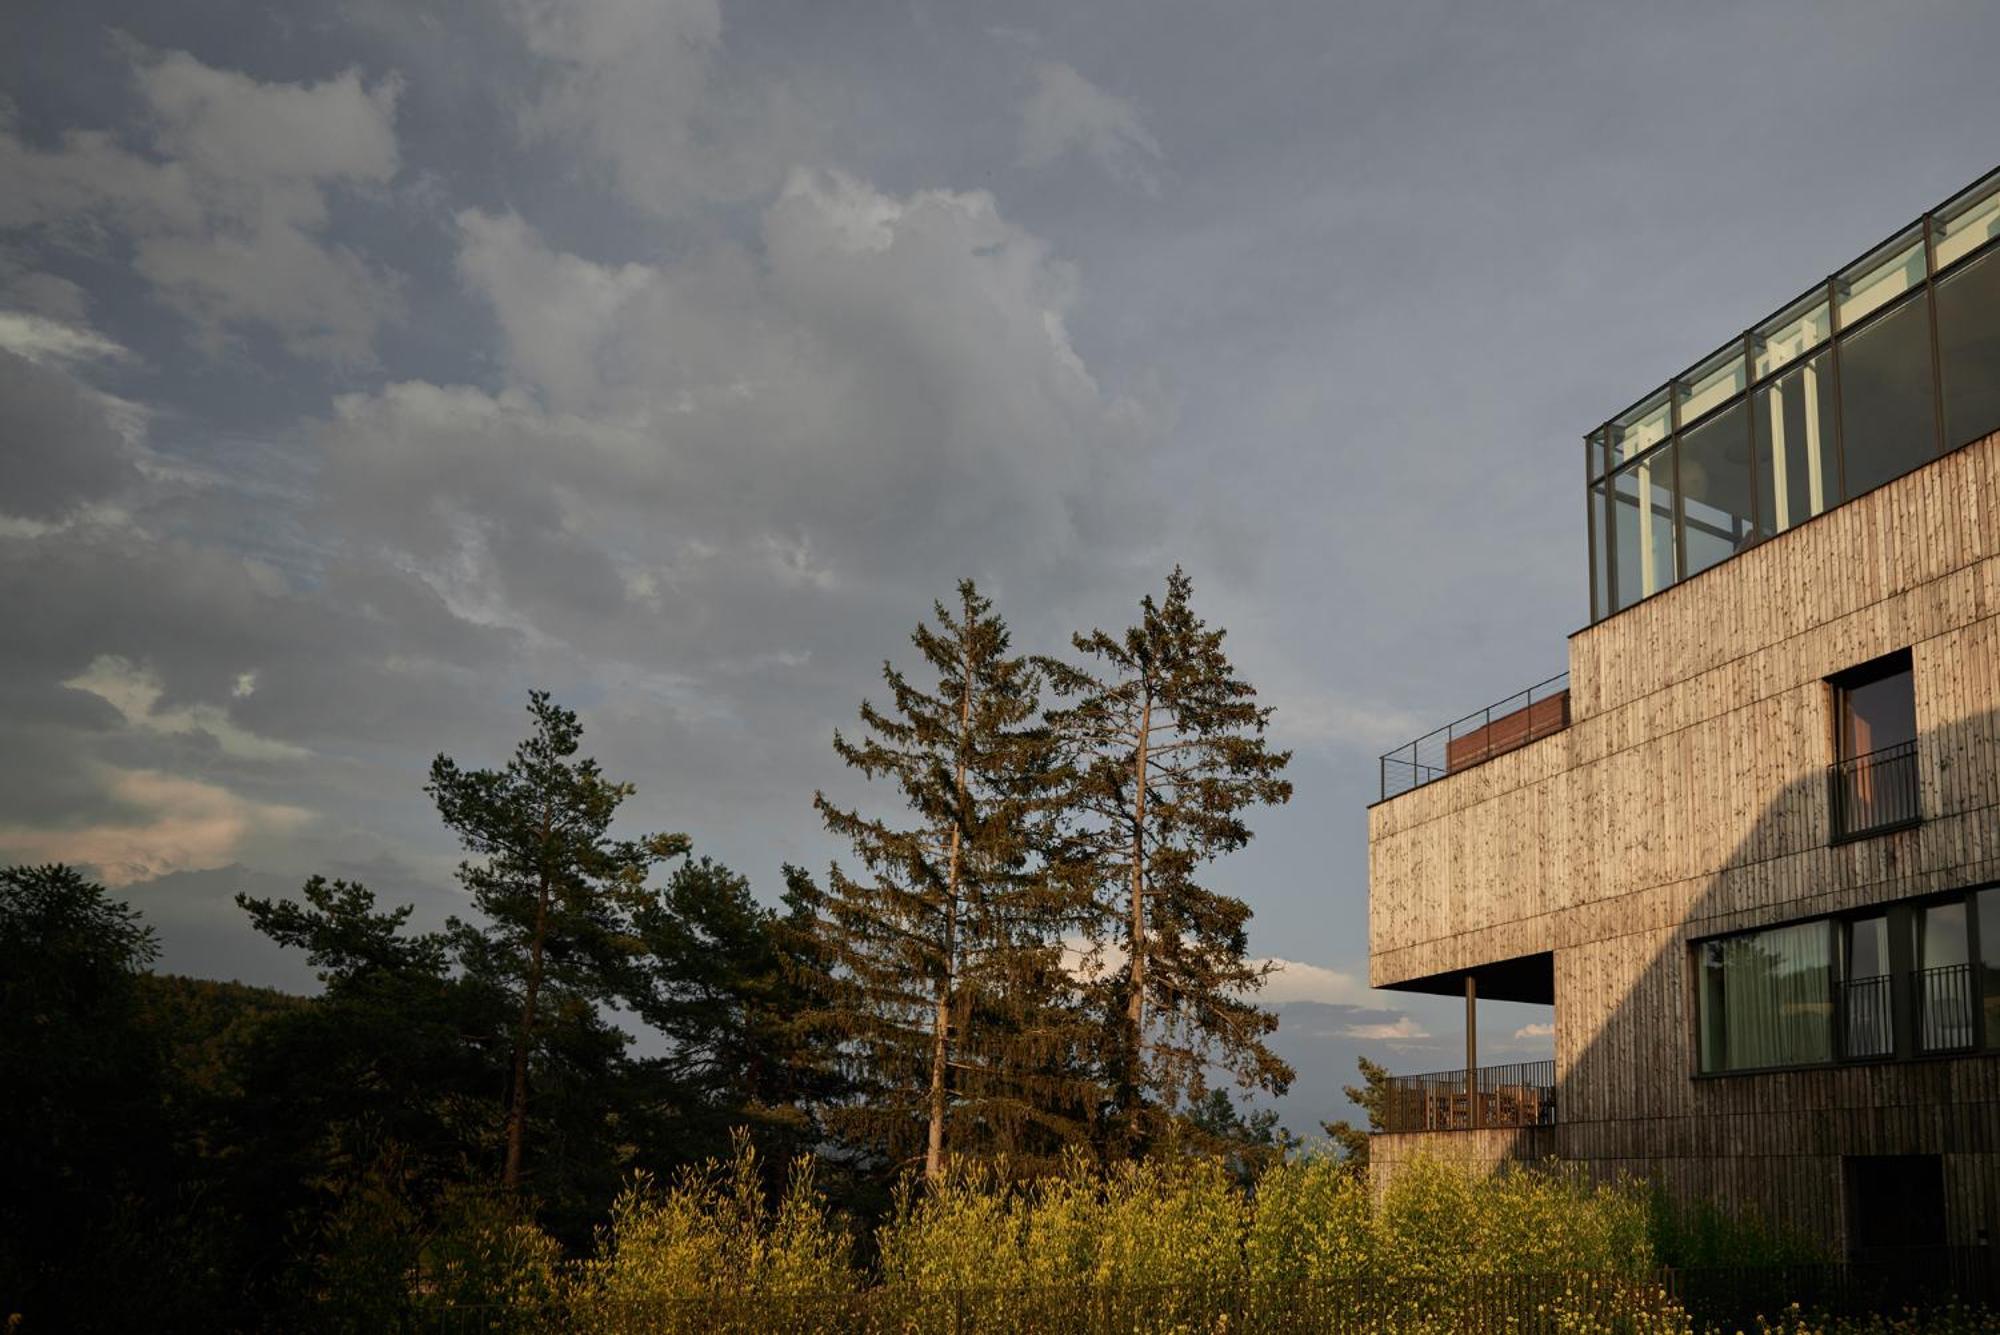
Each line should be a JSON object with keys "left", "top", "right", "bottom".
{"left": 0, "top": 350, "right": 137, "bottom": 518}
{"left": 1017, "top": 61, "right": 1162, "bottom": 192}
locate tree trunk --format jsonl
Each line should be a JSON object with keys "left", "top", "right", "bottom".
{"left": 503, "top": 868, "right": 551, "bottom": 1192}
{"left": 1124, "top": 692, "right": 1151, "bottom": 1118}
{"left": 926, "top": 616, "right": 975, "bottom": 1182}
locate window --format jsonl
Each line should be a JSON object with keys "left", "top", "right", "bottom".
{"left": 1611, "top": 448, "right": 1676, "bottom": 611}
{"left": 1696, "top": 885, "right": 1998, "bottom": 1076}
{"left": 1678, "top": 399, "right": 1755, "bottom": 578}
{"left": 1935, "top": 247, "right": 2000, "bottom": 452}
{"left": 1828, "top": 652, "right": 1919, "bottom": 841}
{"left": 1912, "top": 900, "right": 1973, "bottom": 1052}
{"left": 1752, "top": 347, "right": 1839, "bottom": 537}
{"left": 1980, "top": 887, "right": 2000, "bottom": 1053}
{"left": 1839, "top": 915, "right": 1893, "bottom": 1058}
{"left": 1697, "top": 920, "right": 1833, "bottom": 1073}
{"left": 1836, "top": 291, "right": 1938, "bottom": 499}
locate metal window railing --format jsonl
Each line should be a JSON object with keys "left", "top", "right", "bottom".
{"left": 1378, "top": 674, "right": 1570, "bottom": 801}
{"left": 1837, "top": 973, "right": 1895, "bottom": 1059}
{"left": 1379, "top": 1059, "right": 1557, "bottom": 1133}
{"left": 1913, "top": 962, "right": 1977, "bottom": 1053}
{"left": 1828, "top": 739, "right": 1920, "bottom": 842}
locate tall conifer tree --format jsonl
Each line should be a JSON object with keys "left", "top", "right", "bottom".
{"left": 1041, "top": 566, "right": 1294, "bottom": 1150}
{"left": 425, "top": 691, "right": 688, "bottom": 1193}
{"left": 808, "top": 581, "right": 1097, "bottom": 1179}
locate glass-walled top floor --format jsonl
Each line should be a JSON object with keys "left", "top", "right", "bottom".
{"left": 1586, "top": 166, "right": 2000, "bottom": 624}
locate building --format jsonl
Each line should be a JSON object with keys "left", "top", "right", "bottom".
{"left": 1365, "top": 166, "right": 2000, "bottom": 1261}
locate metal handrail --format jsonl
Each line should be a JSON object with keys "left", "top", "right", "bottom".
{"left": 1379, "top": 1059, "right": 1557, "bottom": 1133}
{"left": 1379, "top": 673, "right": 1570, "bottom": 801}
{"left": 1827, "top": 739, "right": 1920, "bottom": 842}
{"left": 1912, "top": 962, "right": 1976, "bottom": 1053}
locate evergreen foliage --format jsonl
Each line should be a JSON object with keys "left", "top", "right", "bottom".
{"left": 807, "top": 581, "right": 1102, "bottom": 1178}
{"left": 1040, "top": 566, "right": 1295, "bottom": 1149}
{"left": 424, "top": 691, "right": 691, "bottom": 1195}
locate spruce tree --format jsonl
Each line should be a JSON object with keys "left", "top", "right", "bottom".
{"left": 808, "top": 581, "right": 1097, "bottom": 1179}
{"left": 1041, "top": 566, "right": 1294, "bottom": 1150}
{"left": 425, "top": 691, "right": 688, "bottom": 1193}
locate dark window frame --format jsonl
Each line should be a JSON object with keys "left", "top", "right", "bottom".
{"left": 1689, "top": 882, "right": 1997, "bottom": 1079}
{"left": 1584, "top": 166, "right": 2000, "bottom": 627}
{"left": 1826, "top": 650, "right": 1921, "bottom": 844}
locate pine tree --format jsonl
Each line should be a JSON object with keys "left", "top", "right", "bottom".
{"left": 1320, "top": 1055, "right": 1390, "bottom": 1172}
{"left": 425, "top": 691, "right": 688, "bottom": 1193}
{"left": 808, "top": 581, "right": 1097, "bottom": 1179}
{"left": 1041, "top": 566, "right": 1294, "bottom": 1151}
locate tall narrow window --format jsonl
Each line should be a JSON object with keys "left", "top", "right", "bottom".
{"left": 1679, "top": 399, "right": 1755, "bottom": 578}
{"left": 1611, "top": 448, "right": 1676, "bottom": 611}
{"left": 1935, "top": 246, "right": 2000, "bottom": 452}
{"left": 1829, "top": 653, "right": 1919, "bottom": 841}
{"left": 1840, "top": 914, "right": 1893, "bottom": 1058}
{"left": 1753, "top": 348, "right": 1840, "bottom": 536}
{"left": 1979, "top": 887, "right": 2000, "bottom": 1052}
{"left": 1912, "top": 900, "right": 1972, "bottom": 1052}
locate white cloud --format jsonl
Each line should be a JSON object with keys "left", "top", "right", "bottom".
{"left": 0, "top": 310, "right": 128, "bottom": 367}
{"left": 1018, "top": 61, "right": 1163, "bottom": 192}
{"left": 1514, "top": 1022, "right": 1555, "bottom": 1040}
{"left": 65, "top": 654, "right": 308, "bottom": 761}
{"left": 1342, "top": 1015, "right": 1431, "bottom": 1041}
{"left": 0, "top": 48, "right": 404, "bottom": 365}
{"left": 1256, "top": 956, "right": 1370, "bottom": 1005}
{"left": 0, "top": 767, "right": 309, "bottom": 886}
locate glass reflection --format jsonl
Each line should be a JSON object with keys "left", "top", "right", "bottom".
{"left": 1678, "top": 401, "right": 1754, "bottom": 578}
{"left": 1612, "top": 450, "right": 1676, "bottom": 610}
{"left": 1937, "top": 248, "right": 2000, "bottom": 451}
{"left": 1838, "top": 291, "right": 1937, "bottom": 497}
{"left": 1752, "top": 348, "right": 1839, "bottom": 536}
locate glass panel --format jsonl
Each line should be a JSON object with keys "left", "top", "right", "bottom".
{"left": 1753, "top": 348, "right": 1839, "bottom": 536}
{"left": 1841, "top": 915, "right": 1893, "bottom": 1058}
{"left": 1913, "top": 899, "right": 1973, "bottom": 1051}
{"left": 1934, "top": 174, "right": 2000, "bottom": 271}
{"left": 1678, "top": 400, "right": 1754, "bottom": 578}
{"left": 1838, "top": 291, "right": 1937, "bottom": 497}
{"left": 1610, "top": 391, "right": 1672, "bottom": 467}
{"left": 1837, "top": 228, "right": 1925, "bottom": 328}
{"left": 1696, "top": 921, "right": 1833, "bottom": 1072}
{"left": 1611, "top": 450, "right": 1676, "bottom": 610}
{"left": 1589, "top": 479, "right": 1612, "bottom": 622}
{"left": 1754, "top": 293, "right": 1832, "bottom": 378}
{"left": 1979, "top": 886, "right": 2000, "bottom": 1052}
{"left": 1936, "top": 247, "right": 2000, "bottom": 451}
{"left": 1679, "top": 345, "right": 1746, "bottom": 424}
{"left": 1837, "top": 665, "right": 1915, "bottom": 758}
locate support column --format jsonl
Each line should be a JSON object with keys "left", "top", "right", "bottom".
{"left": 1466, "top": 974, "right": 1480, "bottom": 1130}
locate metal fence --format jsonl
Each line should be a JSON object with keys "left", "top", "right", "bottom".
{"left": 1379, "top": 1059, "right": 1557, "bottom": 1133}
{"left": 1378, "top": 674, "right": 1570, "bottom": 801}
{"left": 1827, "top": 738, "right": 1920, "bottom": 841}
{"left": 1915, "top": 962, "right": 1978, "bottom": 1053}
{"left": 1836, "top": 972, "right": 1894, "bottom": 1058}
{"left": 419, "top": 1252, "right": 1998, "bottom": 1333}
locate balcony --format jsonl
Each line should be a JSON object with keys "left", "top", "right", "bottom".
{"left": 1380, "top": 1060, "right": 1557, "bottom": 1133}
{"left": 1828, "top": 739, "right": 1920, "bottom": 842}
{"left": 1378, "top": 673, "right": 1569, "bottom": 801}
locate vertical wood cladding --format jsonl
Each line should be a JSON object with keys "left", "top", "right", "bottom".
{"left": 1366, "top": 431, "right": 2000, "bottom": 1250}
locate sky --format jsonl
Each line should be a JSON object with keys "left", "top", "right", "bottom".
{"left": 4, "top": 0, "right": 1999, "bottom": 1134}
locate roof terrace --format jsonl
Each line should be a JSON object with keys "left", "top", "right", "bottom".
{"left": 1585, "top": 165, "right": 2000, "bottom": 623}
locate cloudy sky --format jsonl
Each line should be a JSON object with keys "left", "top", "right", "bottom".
{"left": 4, "top": 0, "right": 1998, "bottom": 1131}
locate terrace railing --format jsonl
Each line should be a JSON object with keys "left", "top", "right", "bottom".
{"left": 1827, "top": 739, "right": 1920, "bottom": 842}
{"left": 1913, "top": 962, "right": 1977, "bottom": 1053}
{"left": 1378, "top": 673, "right": 1570, "bottom": 801}
{"left": 1379, "top": 1059, "right": 1557, "bottom": 1133}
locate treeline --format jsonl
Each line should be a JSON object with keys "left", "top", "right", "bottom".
{"left": 2, "top": 570, "right": 1306, "bottom": 1331}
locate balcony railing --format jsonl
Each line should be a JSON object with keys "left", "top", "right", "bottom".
{"left": 1913, "top": 963, "right": 1977, "bottom": 1053}
{"left": 1378, "top": 674, "right": 1570, "bottom": 801}
{"left": 1379, "top": 1060, "right": 1556, "bottom": 1133}
{"left": 1837, "top": 973, "right": 1894, "bottom": 1059}
{"left": 1828, "top": 739, "right": 1920, "bottom": 842}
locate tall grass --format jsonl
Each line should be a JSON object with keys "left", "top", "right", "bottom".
{"left": 411, "top": 1142, "right": 1712, "bottom": 1330}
